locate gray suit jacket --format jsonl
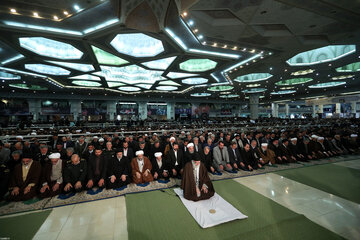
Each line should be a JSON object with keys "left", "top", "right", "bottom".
{"left": 213, "top": 146, "right": 230, "bottom": 164}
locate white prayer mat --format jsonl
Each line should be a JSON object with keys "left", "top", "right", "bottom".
{"left": 174, "top": 188, "right": 248, "bottom": 228}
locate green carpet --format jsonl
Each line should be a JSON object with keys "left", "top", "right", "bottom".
{"left": 276, "top": 163, "right": 360, "bottom": 203}
{"left": 0, "top": 210, "right": 51, "bottom": 240}
{"left": 126, "top": 180, "right": 342, "bottom": 240}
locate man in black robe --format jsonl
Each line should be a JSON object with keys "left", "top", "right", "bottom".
{"left": 106, "top": 150, "right": 130, "bottom": 189}
{"left": 181, "top": 153, "right": 214, "bottom": 201}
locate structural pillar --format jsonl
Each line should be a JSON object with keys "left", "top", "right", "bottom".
{"left": 335, "top": 103, "right": 341, "bottom": 114}
{"left": 28, "top": 99, "right": 41, "bottom": 121}
{"left": 351, "top": 101, "right": 357, "bottom": 115}
{"left": 312, "top": 104, "right": 316, "bottom": 118}
{"left": 285, "top": 104, "right": 289, "bottom": 118}
{"left": 70, "top": 100, "right": 82, "bottom": 122}
{"left": 318, "top": 104, "right": 324, "bottom": 114}
{"left": 271, "top": 103, "right": 279, "bottom": 118}
{"left": 138, "top": 101, "right": 147, "bottom": 120}
{"left": 167, "top": 102, "right": 175, "bottom": 121}
{"left": 249, "top": 94, "right": 260, "bottom": 119}
{"left": 106, "top": 101, "right": 116, "bottom": 121}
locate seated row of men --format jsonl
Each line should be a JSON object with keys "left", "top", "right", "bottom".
{"left": 2, "top": 130, "right": 359, "bottom": 201}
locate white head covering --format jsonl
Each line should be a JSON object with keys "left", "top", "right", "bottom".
{"left": 187, "top": 143, "right": 194, "bottom": 148}
{"left": 136, "top": 150, "right": 144, "bottom": 156}
{"left": 311, "top": 135, "right": 318, "bottom": 139}
{"left": 99, "top": 138, "right": 104, "bottom": 142}
{"left": 76, "top": 130, "right": 82, "bottom": 133}
{"left": 351, "top": 134, "right": 358, "bottom": 138}
{"left": 317, "top": 137, "right": 324, "bottom": 141}
{"left": 291, "top": 138, "right": 297, "bottom": 141}
{"left": 170, "top": 137, "right": 175, "bottom": 142}
{"left": 16, "top": 136, "right": 23, "bottom": 140}
{"left": 49, "top": 153, "right": 61, "bottom": 159}
{"left": 261, "top": 143, "right": 268, "bottom": 147}
{"left": 93, "top": 136, "right": 99, "bottom": 139}
{"left": 86, "top": 132, "right": 91, "bottom": 134}
{"left": 31, "top": 132, "right": 37, "bottom": 136}
{"left": 154, "top": 152, "right": 162, "bottom": 157}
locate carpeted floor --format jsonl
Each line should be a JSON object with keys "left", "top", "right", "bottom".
{"left": 126, "top": 179, "right": 343, "bottom": 240}
{"left": 0, "top": 210, "right": 51, "bottom": 240}
{"left": 276, "top": 164, "right": 360, "bottom": 204}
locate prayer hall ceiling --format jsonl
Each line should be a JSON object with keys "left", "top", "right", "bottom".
{"left": 0, "top": 0, "right": 360, "bottom": 103}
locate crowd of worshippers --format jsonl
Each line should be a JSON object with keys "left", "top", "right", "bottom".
{"left": 0, "top": 127, "right": 360, "bottom": 201}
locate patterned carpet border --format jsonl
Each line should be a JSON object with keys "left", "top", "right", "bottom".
{"left": 0, "top": 155, "right": 358, "bottom": 216}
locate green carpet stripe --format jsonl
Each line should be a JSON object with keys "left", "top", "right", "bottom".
{"left": 275, "top": 163, "right": 360, "bottom": 203}
{"left": 0, "top": 210, "right": 51, "bottom": 240}
{"left": 126, "top": 179, "right": 342, "bottom": 240}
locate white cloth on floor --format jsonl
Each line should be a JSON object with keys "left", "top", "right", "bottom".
{"left": 174, "top": 188, "right": 248, "bottom": 228}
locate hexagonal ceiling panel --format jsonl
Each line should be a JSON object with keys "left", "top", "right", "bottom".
{"left": 179, "top": 59, "right": 217, "bottom": 72}
{"left": 25, "top": 64, "right": 70, "bottom": 75}
{"left": 110, "top": 33, "right": 164, "bottom": 58}
{"left": 19, "top": 37, "right": 83, "bottom": 59}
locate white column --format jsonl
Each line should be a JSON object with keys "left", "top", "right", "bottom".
{"left": 69, "top": 100, "right": 82, "bottom": 121}
{"left": 138, "top": 101, "right": 147, "bottom": 120}
{"left": 249, "top": 94, "right": 259, "bottom": 119}
{"left": 28, "top": 99, "right": 41, "bottom": 121}
{"left": 106, "top": 101, "right": 116, "bottom": 121}
{"left": 351, "top": 101, "right": 356, "bottom": 114}
{"left": 271, "top": 103, "right": 279, "bottom": 118}
{"left": 312, "top": 104, "right": 316, "bottom": 118}
{"left": 335, "top": 103, "right": 341, "bottom": 114}
{"left": 285, "top": 104, "right": 289, "bottom": 117}
{"left": 167, "top": 102, "right": 175, "bottom": 121}
{"left": 318, "top": 104, "right": 324, "bottom": 114}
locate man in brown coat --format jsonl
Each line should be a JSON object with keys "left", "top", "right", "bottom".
{"left": 131, "top": 150, "right": 153, "bottom": 184}
{"left": 259, "top": 143, "right": 276, "bottom": 165}
{"left": 8, "top": 152, "right": 41, "bottom": 201}
{"left": 181, "top": 153, "right": 214, "bottom": 201}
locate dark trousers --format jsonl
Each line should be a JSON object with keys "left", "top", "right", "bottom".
{"left": 106, "top": 176, "right": 130, "bottom": 189}
{"left": 7, "top": 186, "right": 37, "bottom": 202}
{"left": 39, "top": 181, "right": 63, "bottom": 198}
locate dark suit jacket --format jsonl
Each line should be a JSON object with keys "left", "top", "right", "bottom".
{"left": 227, "top": 146, "right": 242, "bottom": 164}
{"left": 107, "top": 156, "right": 129, "bottom": 178}
{"left": 151, "top": 158, "right": 168, "bottom": 175}
{"left": 122, "top": 147, "right": 134, "bottom": 161}
{"left": 166, "top": 149, "right": 184, "bottom": 169}
{"left": 87, "top": 155, "right": 107, "bottom": 180}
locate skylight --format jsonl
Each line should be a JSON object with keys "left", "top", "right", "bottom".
{"left": 182, "top": 77, "right": 208, "bottom": 85}
{"left": 25, "top": 64, "right": 70, "bottom": 75}
{"left": 72, "top": 81, "right": 101, "bottom": 87}
{"left": 141, "top": 56, "right": 177, "bottom": 70}
{"left": 234, "top": 73, "right": 272, "bottom": 83}
{"left": 179, "top": 59, "right": 217, "bottom": 72}
{"left": 336, "top": 62, "right": 360, "bottom": 72}
{"left": 241, "top": 88, "right": 267, "bottom": 93}
{"left": 308, "top": 82, "right": 346, "bottom": 88}
{"left": 207, "top": 85, "right": 234, "bottom": 91}
{"left": 275, "top": 78, "right": 313, "bottom": 86}
{"left": 91, "top": 45, "right": 129, "bottom": 66}
{"left": 46, "top": 61, "right": 94, "bottom": 72}
{"left": 191, "top": 93, "right": 211, "bottom": 97}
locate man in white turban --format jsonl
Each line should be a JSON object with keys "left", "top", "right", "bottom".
{"left": 131, "top": 150, "right": 153, "bottom": 184}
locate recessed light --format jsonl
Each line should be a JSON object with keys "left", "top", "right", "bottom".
{"left": 53, "top": 15, "right": 58, "bottom": 20}
{"left": 194, "top": 29, "right": 198, "bottom": 33}
{"left": 33, "top": 12, "right": 39, "bottom": 17}
{"left": 183, "top": 12, "right": 188, "bottom": 16}
{"left": 223, "top": 45, "right": 227, "bottom": 48}
{"left": 74, "top": 5, "right": 80, "bottom": 11}
{"left": 63, "top": 11, "right": 68, "bottom": 15}
{"left": 188, "top": 20, "right": 194, "bottom": 26}
{"left": 10, "top": 8, "right": 16, "bottom": 13}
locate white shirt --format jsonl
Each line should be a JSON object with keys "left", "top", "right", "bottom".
{"left": 137, "top": 158, "right": 144, "bottom": 172}
{"left": 123, "top": 148, "right": 128, "bottom": 156}
{"left": 156, "top": 158, "right": 162, "bottom": 169}
{"left": 174, "top": 150, "right": 178, "bottom": 166}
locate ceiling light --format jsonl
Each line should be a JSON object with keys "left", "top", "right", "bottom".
{"left": 194, "top": 29, "right": 198, "bottom": 33}
{"left": 74, "top": 5, "right": 80, "bottom": 11}
{"left": 33, "top": 12, "right": 39, "bottom": 17}
{"left": 63, "top": 11, "right": 68, "bottom": 15}
{"left": 53, "top": 15, "right": 58, "bottom": 20}
{"left": 233, "top": 46, "right": 237, "bottom": 50}
{"left": 183, "top": 12, "right": 188, "bottom": 16}
{"left": 198, "top": 35, "right": 203, "bottom": 39}
{"left": 223, "top": 45, "right": 227, "bottom": 48}
{"left": 188, "top": 20, "right": 194, "bottom": 26}
{"left": 10, "top": 9, "right": 16, "bottom": 13}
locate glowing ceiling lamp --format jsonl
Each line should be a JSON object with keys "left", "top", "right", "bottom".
{"left": 91, "top": 45, "right": 129, "bottom": 65}
{"left": 275, "top": 78, "right": 313, "bottom": 86}
{"left": 191, "top": 93, "right": 211, "bottom": 97}
{"left": 166, "top": 72, "right": 198, "bottom": 79}
{"left": 97, "top": 65, "right": 164, "bottom": 84}
{"left": 241, "top": 88, "right": 267, "bottom": 93}
{"left": 159, "top": 80, "right": 181, "bottom": 86}
{"left": 286, "top": 45, "right": 356, "bottom": 66}
{"left": 179, "top": 59, "right": 217, "bottom": 72}
{"left": 72, "top": 80, "right": 102, "bottom": 87}
{"left": 141, "top": 56, "right": 177, "bottom": 70}
{"left": 46, "top": 61, "right": 94, "bottom": 72}
{"left": 107, "top": 82, "right": 125, "bottom": 87}
{"left": 220, "top": 94, "right": 239, "bottom": 98}
{"left": 110, "top": 33, "right": 164, "bottom": 57}
{"left": 69, "top": 74, "right": 100, "bottom": 81}
{"left": 182, "top": 77, "right": 208, "bottom": 85}
{"left": 290, "top": 69, "right": 315, "bottom": 76}
{"left": 207, "top": 85, "right": 234, "bottom": 91}
{"left": 336, "top": 62, "right": 360, "bottom": 72}
{"left": 156, "top": 86, "right": 178, "bottom": 91}
{"left": 118, "top": 86, "right": 141, "bottom": 92}
{"left": 308, "top": 82, "right": 346, "bottom": 88}
{"left": 234, "top": 73, "right": 272, "bottom": 83}
{"left": 19, "top": 37, "right": 83, "bottom": 59}
{"left": 25, "top": 64, "right": 70, "bottom": 75}
{"left": 0, "top": 71, "right": 21, "bottom": 80}
{"left": 270, "top": 90, "right": 296, "bottom": 95}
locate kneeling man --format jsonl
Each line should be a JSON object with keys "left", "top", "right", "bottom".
{"left": 131, "top": 150, "right": 153, "bottom": 184}
{"left": 39, "top": 153, "right": 64, "bottom": 198}
{"left": 106, "top": 150, "right": 130, "bottom": 189}
{"left": 181, "top": 153, "right": 214, "bottom": 201}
